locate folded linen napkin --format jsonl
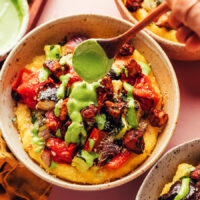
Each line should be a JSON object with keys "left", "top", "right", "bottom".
{"left": 0, "top": 132, "right": 52, "bottom": 200}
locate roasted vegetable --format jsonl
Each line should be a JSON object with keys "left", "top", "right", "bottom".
{"left": 12, "top": 69, "right": 40, "bottom": 109}
{"left": 123, "top": 130, "right": 144, "bottom": 154}
{"left": 84, "top": 128, "right": 107, "bottom": 152}
{"left": 47, "top": 138, "right": 76, "bottom": 164}
{"left": 148, "top": 109, "right": 168, "bottom": 127}
{"left": 125, "top": 0, "right": 144, "bottom": 12}
{"left": 118, "top": 43, "right": 134, "bottom": 57}
{"left": 105, "top": 150, "right": 131, "bottom": 169}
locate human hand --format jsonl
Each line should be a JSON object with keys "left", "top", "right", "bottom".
{"left": 166, "top": 0, "right": 200, "bottom": 51}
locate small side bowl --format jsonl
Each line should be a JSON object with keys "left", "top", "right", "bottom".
{"left": 0, "top": 14, "right": 179, "bottom": 190}
{"left": 136, "top": 139, "right": 200, "bottom": 200}
{"left": 116, "top": 0, "right": 200, "bottom": 61}
{"left": 0, "top": 0, "right": 29, "bottom": 61}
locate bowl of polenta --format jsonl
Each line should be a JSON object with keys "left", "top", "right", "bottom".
{"left": 136, "top": 139, "right": 200, "bottom": 200}
{"left": 116, "top": 0, "right": 200, "bottom": 61}
{"left": 0, "top": 14, "right": 179, "bottom": 190}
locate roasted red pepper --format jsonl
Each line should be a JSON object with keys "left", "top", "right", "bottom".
{"left": 47, "top": 138, "right": 76, "bottom": 164}
{"left": 133, "top": 74, "right": 160, "bottom": 111}
{"left": 105, "top": 150, "right": 131, "bottom": 169}
{"left": 12, "top": 69, "right": 40, "bottom": 109}
{"left": 84, "top": 128, "right": 106, "bottom": 152}
{"left": 45, "top": 111, "right": 61, "bottom": 133}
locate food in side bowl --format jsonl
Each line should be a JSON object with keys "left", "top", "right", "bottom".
{"left": 123, "top": 0, "right": 178, "bottom": 42}
{"left": 159, "top": 163, "right": 200, "bottom": 200}
{"left": 11, "top": 36, "right": 168, "bottom": 184}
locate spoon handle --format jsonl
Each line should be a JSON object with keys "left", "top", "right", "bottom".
{"left": 98, "top": 2, "right": 170, "bottom": 58}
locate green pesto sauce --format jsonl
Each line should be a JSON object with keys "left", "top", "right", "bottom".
{"left": 72, "top": 39, "right": 114, "bottom": 83}
{"left": 54, "top": 99, "right": 63, "bottom": 117}
{"left": 31, "top": 127, "right": 45, "bottom": 153}
{"left": 0, "top": 0, "right": 25, "bottom": 52}
{"left": 57, "top": 74, "right": 70, "bottom": 99}
{"left": 65, "top": 81, "right": 100, "bottom": 145}
{"left": 123, "top": 82, "right": 138, "bottom": 129}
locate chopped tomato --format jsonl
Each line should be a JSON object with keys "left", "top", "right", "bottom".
{"left": 45, "top": 111, "right": 61, "bottom": 133}
{"left": 84, "top": 128, "right": 106, "bottom": 152}
{"left": 133, "top": 74, "right": 160, "bottom": 111}
{"left": 47, "top": 138, "right": 76, "bottom": 164}
{"left": 12, "top": 69, "right": 40, "bottom": 109}
{"left": 105, "top": 150, "right": 131, "bottom": 169}
{"left": 67, "top": 67, "right": 82, "bottom": 87}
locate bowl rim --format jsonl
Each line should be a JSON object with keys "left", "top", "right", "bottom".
{"left": 0, "top": 14, "right": 180, "bottom": 191}
{"left": 116, "top": 0, "right": 185, "bottom": 47}
{"left": 0, "top": 0, "right": 29, "bottom": 60}
{"left": 136, "top": 138, "right": 200, "bottom": 199}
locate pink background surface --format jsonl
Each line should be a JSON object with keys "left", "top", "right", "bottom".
{"left": 36, "top": 1, "right": 200, "bottom": 199}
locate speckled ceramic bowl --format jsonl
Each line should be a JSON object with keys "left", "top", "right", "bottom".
{"left": 0, "top": 14, "right": 179, "bottom": 190}
{"left": 136, "top": 139, "right": 200, "bottom": 200}
{"left": 0, "top": 0, "right": 29, "bottom": 61}
{"left": 116, "top": 0, "right": 200, "bottom": 61}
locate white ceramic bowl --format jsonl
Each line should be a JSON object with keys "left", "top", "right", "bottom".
{"left": 0, "top": 0, "right": 29, "bottom": 61}
{"left": 136, "top": 139, "right": 200, "bottom": 200}
{"left": 0, "top": 14, "right": 180, "bottom": 190}
{"left": 116, "top": 0, "right": 200, "bottom": 61}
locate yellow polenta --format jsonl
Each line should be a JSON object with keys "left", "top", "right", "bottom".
{"left": 15, "top": 50, "right": 162, "bottom": 184}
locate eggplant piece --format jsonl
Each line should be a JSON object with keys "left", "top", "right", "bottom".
{"left": 43, "top": 60, "right": 66, "bottom": 80}
{"left": 81, "top": 104, "right": 98, "bottom": 123}
{"left": 105, "top": 100, "right": 127, "bottom": 123}
{"left": 123, "top": 130, "right": 144, "bottom": 154}
{"left": 148, "top": 109, "right": 168, "bottom": 127}
{"left": 158, "top": 181, "right": 196, "bottom": 200}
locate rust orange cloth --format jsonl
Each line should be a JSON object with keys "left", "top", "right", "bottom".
{"left": 0, "top": 133, "right": 52, "bottom": 200}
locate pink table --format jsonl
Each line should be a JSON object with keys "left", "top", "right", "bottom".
{"left": 36, "top": 1, "right": 200, "bottom": 199}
